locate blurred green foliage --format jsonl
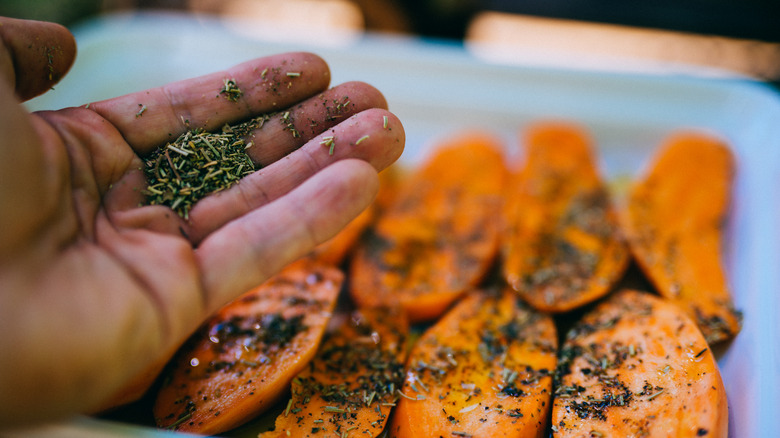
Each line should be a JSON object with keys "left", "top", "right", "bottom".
{"left": 0, "top": 0, "right": 103, "bottom": 26}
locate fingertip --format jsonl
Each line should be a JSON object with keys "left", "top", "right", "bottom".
{"left": 368, "top": 108, "right": 406, "bottom": 170}
{"left": 0, "top": 17, "right": 77, "bottom": 101}
{"left": 330, "top": 158, "right": 381, "bottom": 201}
{"left": 337, "top": 108, "right": 405, "bottom": 171}
{"left": 272, "top": 51, "right": 332, "bottom": 93}
{"left": 294, "top": 51, "right": 331, "bottom": 83}
{"left": 298, "top": 158, "right": 380, "bottom": 231}
{"left": 332, "top": 81, "right": 388, "bottom": 111}
{"left": 378, "top": 110, "right": 406, "bottom": 165}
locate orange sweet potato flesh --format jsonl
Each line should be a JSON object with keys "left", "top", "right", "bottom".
{"left": 551, "top": 289, "right": 728, "bottom": 437}
{"left": 621, "top": 134, "right": 741, "bottom": 344}
{"left": 350, "top": 133, "right": 507, "bottom": 322}
{"left": 153, "top": 258, "right": 341, "bottom": 434}
{"left": 261, "top": 306, "right": 408, "bottom": 438}
{"left": 389, "top": 289, "right": 558, "bottom": 438}
{"left": 503, "top": 123, "right": 629, "bottom": 312}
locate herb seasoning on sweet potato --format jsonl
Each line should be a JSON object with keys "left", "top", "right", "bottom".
{"left": 390, "top": 289, "right": 558, "bottom": 438}
{"left": 350, "top": 132, "right": 507, "bottom": 322}
{"left": 503, "top": 123, "right": 629, "bottom": 312}
{"left": 551, "top": 289, "right": 728, "bottom": 437}
{"left": 153, "top": 259, "right": 341, "bottom": 434}
{"left": 621, "top": 133, "right": 741, "bottom": 344}
{"left": 262, "top": 306, "right": 408, "bottom": 437}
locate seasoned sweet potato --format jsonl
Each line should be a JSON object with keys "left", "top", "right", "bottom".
{"left": 551, "top": 289, "right": 728, "bottom": 437}
{"left": 503, "top": 122, "right": 629, "bottom": 312}
{"left": 389, "top": 289, "right": 558, "bottom": 438}
{"left": 621, "top": 133, "right": 741, "bottom": 344}
{"left": 153, "top": 259, "right": 341, "bottom": 434}
{"left": 350, "top": 133, "right": 507, "bottom": 322}
{"left": 262, "top": 306, "right": 408, "bottom": 438}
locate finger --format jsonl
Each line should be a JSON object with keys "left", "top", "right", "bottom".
{"left": 196, "top": 159, "right": 379, "bottom": 310}
{"left": 187, "top": 108, "right": 404, "bottom": 243}
{"left": 0, "top": 17, "right": 76, "bottom": 101}
{"left": 0, "top": 80, "right": 71, "bottom": 260}
{"left": 242, "top": 81, "right": 388, "bottom": 166}
{"left": 87, "top": 52, "right": 331, "bottom": 155}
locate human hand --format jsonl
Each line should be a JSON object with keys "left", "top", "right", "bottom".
{"left": 0, "top": 16, "right": 404, "bottom": 427}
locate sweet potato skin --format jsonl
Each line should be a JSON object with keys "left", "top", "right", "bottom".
{"left": 551, "top": 289, "right": 728, "bottom": 438}
{"left": 350, "top": 133, "right": 507, "bottom": 322}
{"left": 621, "top": 133, "right": 741, "bottom": 344}
{"left": 262, "top": 307, "right": 408, "bottom": 438}
{"left": 390, "top": 289, "right": 558, "bottom": 438}
{"left": 152, "top": 259, "right": 341, "bottom": 434}
{"left": 503, "top": 123, "right": 629, "bottom": 312}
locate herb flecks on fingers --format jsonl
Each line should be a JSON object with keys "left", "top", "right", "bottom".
{"left": 219, "top": 78, "right": 243, "bottom": 102}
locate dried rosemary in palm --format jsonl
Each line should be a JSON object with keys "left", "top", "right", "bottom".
{"left": 143, "top": 120, "right": 260, "bottom": 219}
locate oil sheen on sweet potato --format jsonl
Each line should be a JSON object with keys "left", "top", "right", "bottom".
{"left": 389, "top": 289, "right": 558, "bottom": 438}
{"left": 153, "top": 259, "right": 341, "bottom": 434}
{"left": 622, "top": 134, "right": 741, "bottom": 344}
{"left": 551, "top": 289, "right": 728, "bottom": 437}
{"left": 350, "top": 132, "right": 507, "bottom": 322}
{"left": 261, "top": 307, "right": 407, "bottom": 438}
{"left": 503, "top": 123, "right": 629, "bottom": 312}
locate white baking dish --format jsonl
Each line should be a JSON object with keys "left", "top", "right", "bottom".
{"left": 24, "top": 12, "right": 780, "bottom": 437}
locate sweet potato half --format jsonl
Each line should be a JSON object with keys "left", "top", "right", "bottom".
{"left": 153, "top": 259, "right": 342, "bottom": 434}
{"left": 503, "top": 123, "right": 629, "bottom": 312}
{"left": 389, "top": 289, "right": 558, "bottom": 438}
{"left": 262, "top": 306, "right": 408, "bottom": 438}
{"left": 551, "top": 289, "right": 728, "bottom": 437}
{"left": 621, "top": 133, "right": 741, "bottom": 344}
{"left": 350, "top": 133, "right": 507, "bottom": 322}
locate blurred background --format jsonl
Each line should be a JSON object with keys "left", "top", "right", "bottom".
{"left": 1, "top": 0, "right": 779, "bottom": 81}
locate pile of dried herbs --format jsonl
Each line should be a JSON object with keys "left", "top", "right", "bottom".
{"left": 142, "top": 116, "right": 269, "bottom": 219}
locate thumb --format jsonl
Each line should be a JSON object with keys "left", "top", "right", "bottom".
{"left": 0, "top": 16, "right": 77, "bottom": 101}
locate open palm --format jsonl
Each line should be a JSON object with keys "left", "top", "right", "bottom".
{"left": 0, "top": 17, "right": 404, "bottom": 427}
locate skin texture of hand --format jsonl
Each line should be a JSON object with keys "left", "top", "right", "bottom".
{"left": 0, "top": 16, "right": 404, "bottom": 428}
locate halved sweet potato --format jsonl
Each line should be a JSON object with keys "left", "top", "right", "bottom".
{"left": 552, "top": 289, "right": 728, "bottom": 437}
{"left": 389, "top": 289, "right": 558, "bottom": 437}
{"left": 350, "top": 132, "right": 507, "bottom": 322}
{"left": 153, "top": 258, "right": 341, "bottom": 434}
{"left": 621, "top": 133, "right": 741, "bottom": 344}
{"left": 503, "top": 122, "right": 629, "bottom": 312}
{"left": 262, "top": 306, "right": 408, "bottom": 437}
